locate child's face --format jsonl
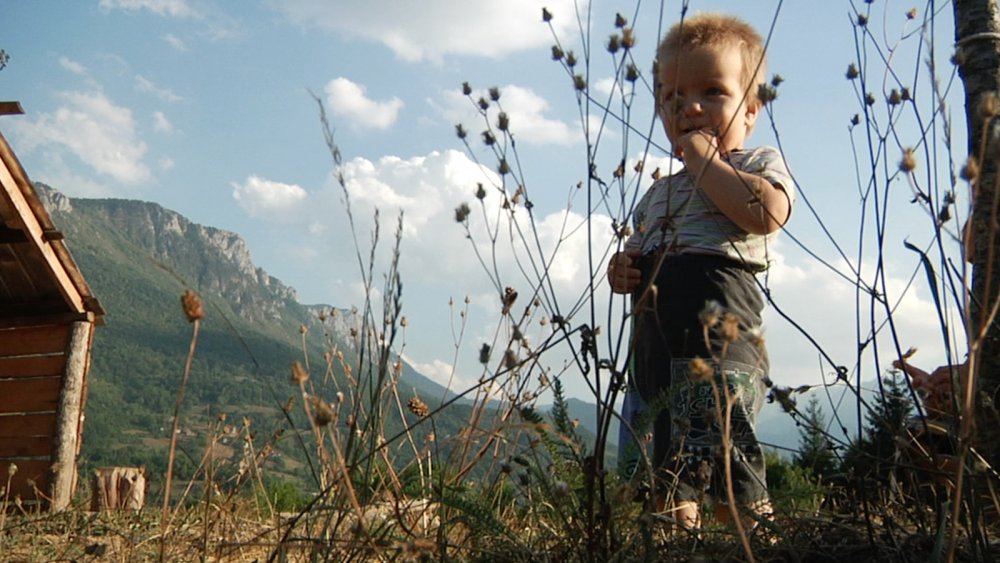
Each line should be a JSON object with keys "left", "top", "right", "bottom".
{"left": 657, "top": 43, "right": 759, "bottom": 156}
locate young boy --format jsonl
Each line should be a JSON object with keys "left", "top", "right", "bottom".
{"left": 607, "top": 13, "right": 795, "bottom": 530}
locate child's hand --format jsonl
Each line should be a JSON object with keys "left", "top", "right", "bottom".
{"left": 608, "top": 249, "right": 642, "bottom": 294}
{"left": 675, "top": 128, "right": 720, "bottom": 162}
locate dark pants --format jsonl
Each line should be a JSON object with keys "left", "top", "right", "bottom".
{"left": 630, "top": 252, "right": 769, "bottom": 505}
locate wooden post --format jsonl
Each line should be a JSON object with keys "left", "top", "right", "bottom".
{"left": 49, "top": 321, "right": 92, "bottom": 511}
{"left": 90, "top": 467, "right": 146, "bottom": 511}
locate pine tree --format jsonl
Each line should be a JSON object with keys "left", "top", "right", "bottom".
{"left": 794, "top": 396, "right": 837, "bottom": 479}
{"left": 842, "top": 371, "right": 914, "bottom": 480}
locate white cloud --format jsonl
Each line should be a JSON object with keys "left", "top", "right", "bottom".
{"left": 10, "top": 90, "right": 151, "bottom": 185}
{"left": 159, "top": 156, "right": 175, "bottom": 170}
{"left": 440, "top": 84, "right": 577, "bottom": 146}
{"left": 273, "top": 0, "right": 587, "bottom": 63}
{"left": 59, "top": 57, "right": 87, "bottom": 76}
{"left": 401, "top": 354, "right": 476, "bottom": 395}
{"left": 760, "top": 243, "right": 959, "bottom": 389}
{"left": 135, "top": 75, "right": 183, "bottom": 103}
{"left": 325, "top": 78, "right": 403, "bottom": 130}
{"left": 99, "top": 0, "right": 195, "bottom": 18}
{"left": 163, "top": 33, "right": 188, "bottom": 51}
{"left": 152, "top": 111, "right": 174, "bottom": 133}
{"left": 232, "top": 175, "right": 309, "bottom": 222}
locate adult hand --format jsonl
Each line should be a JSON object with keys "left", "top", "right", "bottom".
{"left": 608, "top": 248, "right": 642, "bottom": 294}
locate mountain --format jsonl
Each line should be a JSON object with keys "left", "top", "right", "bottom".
{"left": 37, "top": 184, "right": 453, "bottom": 482}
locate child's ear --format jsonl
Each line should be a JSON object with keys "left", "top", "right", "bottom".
{"left": 744, "top": 98, "right": 761, "bottom": 130}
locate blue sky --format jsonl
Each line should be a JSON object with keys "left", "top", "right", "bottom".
{"left": 1, "top": 1, "right": 970, "bottom": 418}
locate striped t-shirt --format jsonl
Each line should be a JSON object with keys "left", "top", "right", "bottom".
{"left": 624, "top": 146, "right": 795, "bottom": 271}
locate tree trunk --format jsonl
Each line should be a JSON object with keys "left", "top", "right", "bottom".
{"left": 953, "top": 0, "right": 1000, "bottom": 482}
{"left": 90, "top": 467, "right": 146, "bottom": 511}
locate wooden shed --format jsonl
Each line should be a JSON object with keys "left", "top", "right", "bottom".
{"left": 0, "top": 113, "right": 104, "bottom": 510}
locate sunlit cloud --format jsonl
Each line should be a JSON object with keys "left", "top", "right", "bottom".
{"left": 58, "top": 57, "right": 87, "bottom": 76}
{"left": 325, "top": 77, "right": 403, "bottom": 130}
{"left": 152, "top": 111, "right": 174, "bottom": 133}
{"left": 159, "top": 156, "right": 175, "bottom": 170}
{"left": 163, "top": 33, "right": 188, "bottom": 51}
{"left": 272, "top": 0, "right": 587, "bottom": 63}
{"left": 99, "top": 0, "right": 196, "bottom": 18}
{"left": 10, "top": 90, "right": 151, "bottom": 186}
{"left": 440, "top": 84, "right": 577, "bottom": 146}
{"left": 232, "top": 175, "right": 309, "bottom": 222}
{"left": 135, "top": 75, "right": 182, "bottom": 103}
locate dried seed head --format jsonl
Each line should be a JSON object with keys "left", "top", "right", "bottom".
{"left": 454, "top": 202, "right": 471, "bottom": 223}
{"left": 865, "top": 92, "right": 876, "bottom": 106}
{"left": 614, "top": 13, "right": 627, "bottom": 28}
{"left": 622, "top": 28, "right": 635, "bottom": 49}
{"left": 607, "top": 34, "right": 621, "bottom": 54}
{"left": 407, "top": 396, "right": 430, "bottom": 418}
{"left": 757, "top": 83, "right": 777, "bottom": 104}
{"left": 462, "top": 82, "right": 472, "bottom": 96}
{"left": 690, "top": 357, "right": 714, "bottom": 381}
{"left": 857, "top": 14, "right": 868, "bottom": 26}
{"left": 489, "top": 86, "right": 501, "bottom": 102}
{"left": 482, "top": 130, "right": 496, "bottom": 146}
{"left": 180, "top": 290, "right": 204, "bottom": 322}
{"left": 771, "top": 74, "right": 784, "bottom": 87}
{"left": 850, "top": 114, "right": 860, "bottom": 126}
{"left": 901, "top": 87, "right": 911, "bottom": 101}
{"left": 906, "top": 8, "right": 917, "bottom": 19}
{"left": 888, "top": 89, "right": 901, "bottom": 106}
{"left": 498, "top": 159, "right": 510, "bottom": 175}
{"left": 770, "top": 386, "right": 796, "bottom": 413}
{"left": 310, "top": 396, "right": 335, "bottom": 426}
{"left": 960, "top": 156, "right": 979, "bottom": 182}
{"left": 551, "top": 45, "right": 564, "bottom": 61}
{"left": 502, "top": 286, "right": 518, "bottom": 314}
{"left": 542, "top": 7, "right": 552, "bottom": 22}
{"left": 479, "top": 343, "right": 492, "bottom": 364}
{"left": 747, "top": 327, "right": 765, "bottom": 349}
{"left": 478, "top": 97, "right": 489, "bottom": 111}
{"left": 566, "top": 51, "right": 577, "bottom": 67}
{"left": 846, "top": 63, "right": 860, "bottom": 80}
{"left": 651, "top": 167, "right": 661, "bottom": 181}
{"left": 720, "top": 313, "right": 740, "bottom": 343}
{"left": 503, "top": 349, "right": 518, "bottom": 369}
{"left": 8, "top": 463, "right": 17, "bottom": 477}
{"left": 573, "top": 74, "right": 586, "bottom": 91}
{"left": 899, "top": 148, "right": 917, "bottom": 172}
{"left": 698, "top": 300, "right": 723, "bottom": 328}
{"left": 455, "top": 124, "right": 467, "bottom": 139}
{"left": 625, "top": 63, "right": 639, "bottom": 82}
{"left": 938, "top": 206, "right": 952, "bottom": 224}
{"left": 497, "top": 112, "right": 509, "bottom": 131}
{"left": 291, "top": 360, "right": 309, "bottom": 385}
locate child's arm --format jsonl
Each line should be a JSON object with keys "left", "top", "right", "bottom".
{"left": 677, "top": 130, "right": 791, "bottom": 235}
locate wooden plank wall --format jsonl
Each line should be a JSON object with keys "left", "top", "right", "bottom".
{"left": 0, "top": 323, "right": 69, "bottom": 504}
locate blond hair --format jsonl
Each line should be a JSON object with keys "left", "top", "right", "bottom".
{"left": 656, "top": 13, "right": 766, "bottom": 105}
